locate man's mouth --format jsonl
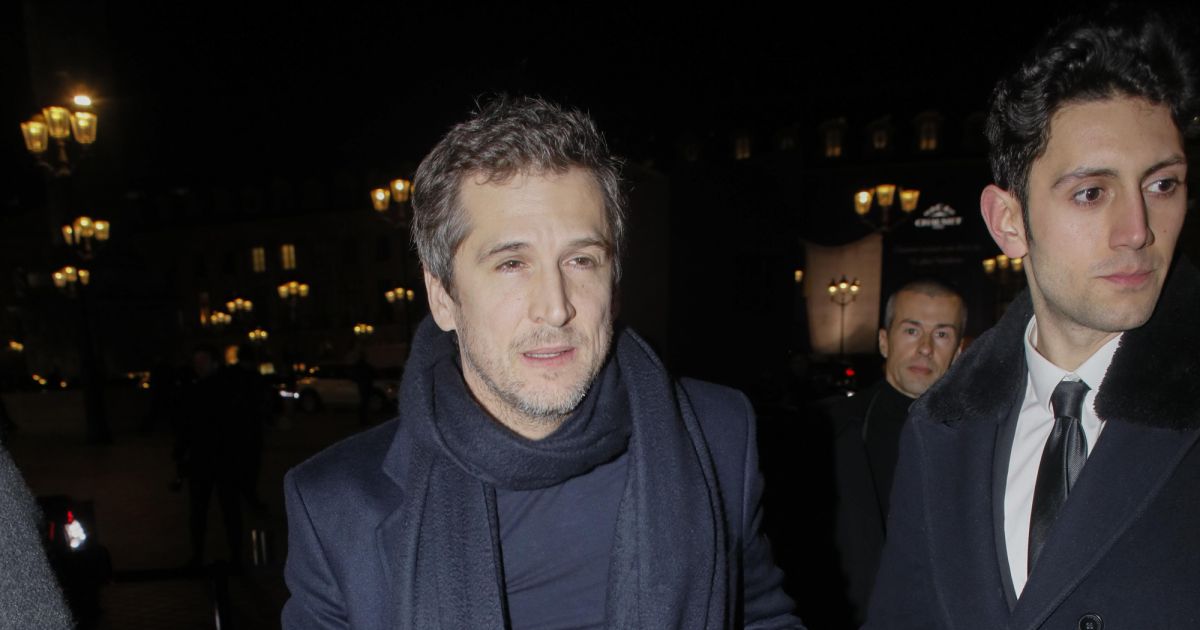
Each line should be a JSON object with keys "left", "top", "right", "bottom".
{"left": 522, "top": 347, "right": 575, "bottom": 364}
{"left": 1100, "top": 269, "right": 1153, "bottom": 287}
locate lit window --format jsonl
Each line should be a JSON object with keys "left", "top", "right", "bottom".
{"left": 872, "top": 129, "right": 889, "bottom": 150}
{"left": 251, "top": 247, "right": 266, "bottom": 273}
{"left": 281, "top": 244, "right": 297, "bottom": 270}
{"left": 824, "top": 128, "right": 843, "bottom": 158}
{"left": 734, "top": 135, "right": 751, "bottom": 160}
{"left": 919, "top": 120, "right": 939, "bottom": 151}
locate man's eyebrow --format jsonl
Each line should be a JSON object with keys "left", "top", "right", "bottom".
{"left": 1142, "top": 156, "right": 1186, "bottom": 180}
{"left": 477, "top": 241, "right": 527, "bottom": 263}
{"left": 568, "top": 236, "right": 611, "bottom": 251}
{"left": 1051, "top": 156, "right": 1187, "bottom": 190}
{"left": 1051, "top": 167, "right": 1117, "bottom": 190}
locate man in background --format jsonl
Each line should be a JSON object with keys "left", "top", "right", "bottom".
{"left": 825, "top": 280, "right": 965, "bottom": 626}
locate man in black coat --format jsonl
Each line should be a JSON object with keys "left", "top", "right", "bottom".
{"left": 868, "top": 10, "right": 1200, "bottom": 629}
{"left": 825, "top": 280, "right": 964, "bottom": 626}
{"left": 281, "top": 96, "right": 802, "bottom": 629}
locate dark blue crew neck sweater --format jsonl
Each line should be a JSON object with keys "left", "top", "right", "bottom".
{"left": 496, "top": 449, "right": 629, "bottom": 630}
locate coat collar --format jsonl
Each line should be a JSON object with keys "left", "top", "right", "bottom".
{"left": 919, "top": 255, "right": 1200, "bottom": 432}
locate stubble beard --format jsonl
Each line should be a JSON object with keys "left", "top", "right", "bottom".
{"left": 1029, "top": 248, "right": 1163, "bottom": 337}
{"left": 456, "top": 318, "right": 612, "bottom": 430}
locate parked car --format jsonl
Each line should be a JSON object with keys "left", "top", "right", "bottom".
{"left": 286, "top": 364, "right": 402, "bottom": 413}
{"left": 38, "top": 495, "right": 111, "bottom": 628}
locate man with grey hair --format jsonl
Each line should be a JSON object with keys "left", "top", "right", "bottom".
{"left": 281, "top": 96, "right": 801, "bottom": 629}
{"left": 823, "top": 279, "right": 965, "bottom": 626}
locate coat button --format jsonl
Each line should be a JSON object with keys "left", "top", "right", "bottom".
{"left": 1078, "top": 613, "right": 1102, "bottom": 630}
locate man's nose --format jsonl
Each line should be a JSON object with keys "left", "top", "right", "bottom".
{"left": 529, "top": 266, "right": 575, "bottom": 327}
{"left": 917, "top": 334, "right": 933, "bottom": 355}
{"left": 1110, "top": 191, "right": 1154, "bottom": 250}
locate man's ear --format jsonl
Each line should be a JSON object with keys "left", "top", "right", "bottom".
{"left": 878, "top": 328, "right": 890, "bottom": 359}
{"left": 980, "top": 185, "right": 1029, "bottom": 259}
{"left": 424, "top": 270, "right": 458, "bottom": 332}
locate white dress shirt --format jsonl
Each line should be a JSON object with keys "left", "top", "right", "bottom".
{"left": 1004, "top": 317, "right": 1121, "bottom": 596}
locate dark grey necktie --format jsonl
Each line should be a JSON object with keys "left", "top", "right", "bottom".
{"left": 1028, "top": 378, "right": 1090, "bottom": 574}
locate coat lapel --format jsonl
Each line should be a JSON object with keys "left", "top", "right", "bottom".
{"left": 1009, "top": 421, "right": 1200, "bottom": 629}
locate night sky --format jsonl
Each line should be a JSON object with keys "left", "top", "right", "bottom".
{"left": 13, "top": 2, "right": 1154, "bottom": 188}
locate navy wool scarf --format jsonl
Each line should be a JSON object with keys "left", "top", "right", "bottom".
{"left": 385, "top": 318, "right": 729, "bottom": 628}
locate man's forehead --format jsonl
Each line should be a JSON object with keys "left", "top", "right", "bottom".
{"left": 893, "top": 292, "right": 963, "bottom": 321}
{"left": 1039, "top": 97, "right": 1185, "bottom": 174}
{"left": 455, "top": 168, "right": 611, "bottom": 254}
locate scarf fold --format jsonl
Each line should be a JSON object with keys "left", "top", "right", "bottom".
{"left": 389, "top": 317, "right": 729, "bottom": 628}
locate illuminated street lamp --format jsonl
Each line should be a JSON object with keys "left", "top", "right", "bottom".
{"left": 247, "top": 328, "right": 269, "bottom": 344}
{"left": 353, "top": 323, "right": 375, "bottom": 338}
{"left": 370, "top": 178, "right": 413, "bottom": 225}
{"left": 52, "top": 265, "right": 91, "bottom": 295}
{"left": 51, "top": 262, "right": 108, "bottom": 442}
{"left": 828, "top": 275, "right": 861, "bottom": 358}
{"left": 226, "top": 297, "right": 254, "bottom": 313}
{"left": 384, "top": 286, "right": 416, "bottom": 304}
{"left": 20, "top": 96, "right": 98, "bottom": 177}
{"left": 982, "top": 254, "right": 1023, "bottom": 275}
{"left": 61, "top": 216, "right": 111, "bottom": 260}
{"left": 277, "top": 281, "right": 310, "bottom": 300}
{"left": 207, "top": 311, "right": 232, "bottom": 328}
{"left": 853, "top": 184, "right": 920, "bottom": 232}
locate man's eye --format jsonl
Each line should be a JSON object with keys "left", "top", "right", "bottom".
{"left": 1072, "top": 187, "right": 1104, "bottom": 205}
{"left": 568, "top": 256, "right": 597, "bottom": 268}
{"left": 1146, "top": 177, "right": 1180, "bottom": 195}
{"left": 904, "top": 327, "right": 919, "bottom": 335}
{"left": 497, "top": 260, "right": 525, "bottom": 272}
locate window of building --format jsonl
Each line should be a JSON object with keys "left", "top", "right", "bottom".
{"left": 918, "top": 121, "right": 939, "bottom": 151}
{"left": 734, "top": 134, "right": 752, "bottom": 160}
{"left": 818, "top": 118, "right": 847, "bottom": 159}
{"left": 915, "top": 111, "right": 943, "bottom": 152}
{"left": 251, "top": 247, "right": 266, "bottom": 273}
{"left": 281, "top": 244, "right": 297, "bottom": 270}
{"left": 872, "top": 128, "right": 889, "bottom": 150}
{"left": 824, "top": 128, "right": 843, "bottom": 158}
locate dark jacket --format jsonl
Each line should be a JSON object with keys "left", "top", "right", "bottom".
{"left": 0, "top": 446, "right": 73, "bottom": 628}
{"left": 827, "top": 379, "right": 912, "bottom": 626}
{"left": 867, "top": 258, "right": 1200, "bottom": 629}
{"left": 282, "top": 378, "right": 798, "bottom": 629}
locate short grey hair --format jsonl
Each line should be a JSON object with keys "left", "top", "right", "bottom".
{"left": 883, "top": 279, "right": 967, "bottom": 335}
{"left": 411, "top": 95, "right": 627, "bottom": 291}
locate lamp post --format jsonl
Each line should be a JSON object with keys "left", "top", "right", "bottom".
{"left": 983, "top": 254, "right": 1025, "bottom": 321}
{"left": 384, "top": 286, "right": 416, "bottom": 340}
{"left": 225, "top": 296, "right": 254, "bottom": 331}
{"left": 20, "top": 96, "right": 98, "bottom": 178}
{"left": 277, "top": 281, "right": 310, "bottom": 320}
{"left": 52, "top": 263, "right": 109, "bottom": 442}
{"left": 61, "top": 215, "right": 110, "bottom": 260}
{"left": 852, "top": 184, "right": 921, "bottom": 232}
{"left": 278, "top": 281, "right": 310, "bottom": 368}
{"left": 827, "top": 275, "right": 861, "bottom": 358}
{"left": 369, "top": 178, "right": 413, "bottom": 226}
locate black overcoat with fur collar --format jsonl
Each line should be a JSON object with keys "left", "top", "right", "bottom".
{"left": 865, "top": 257, "right": 1200, "bottom": 630}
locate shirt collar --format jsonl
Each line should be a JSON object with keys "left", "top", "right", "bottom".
{"left": 1023, "top": 316, "right": 1122, "bottom": 413}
